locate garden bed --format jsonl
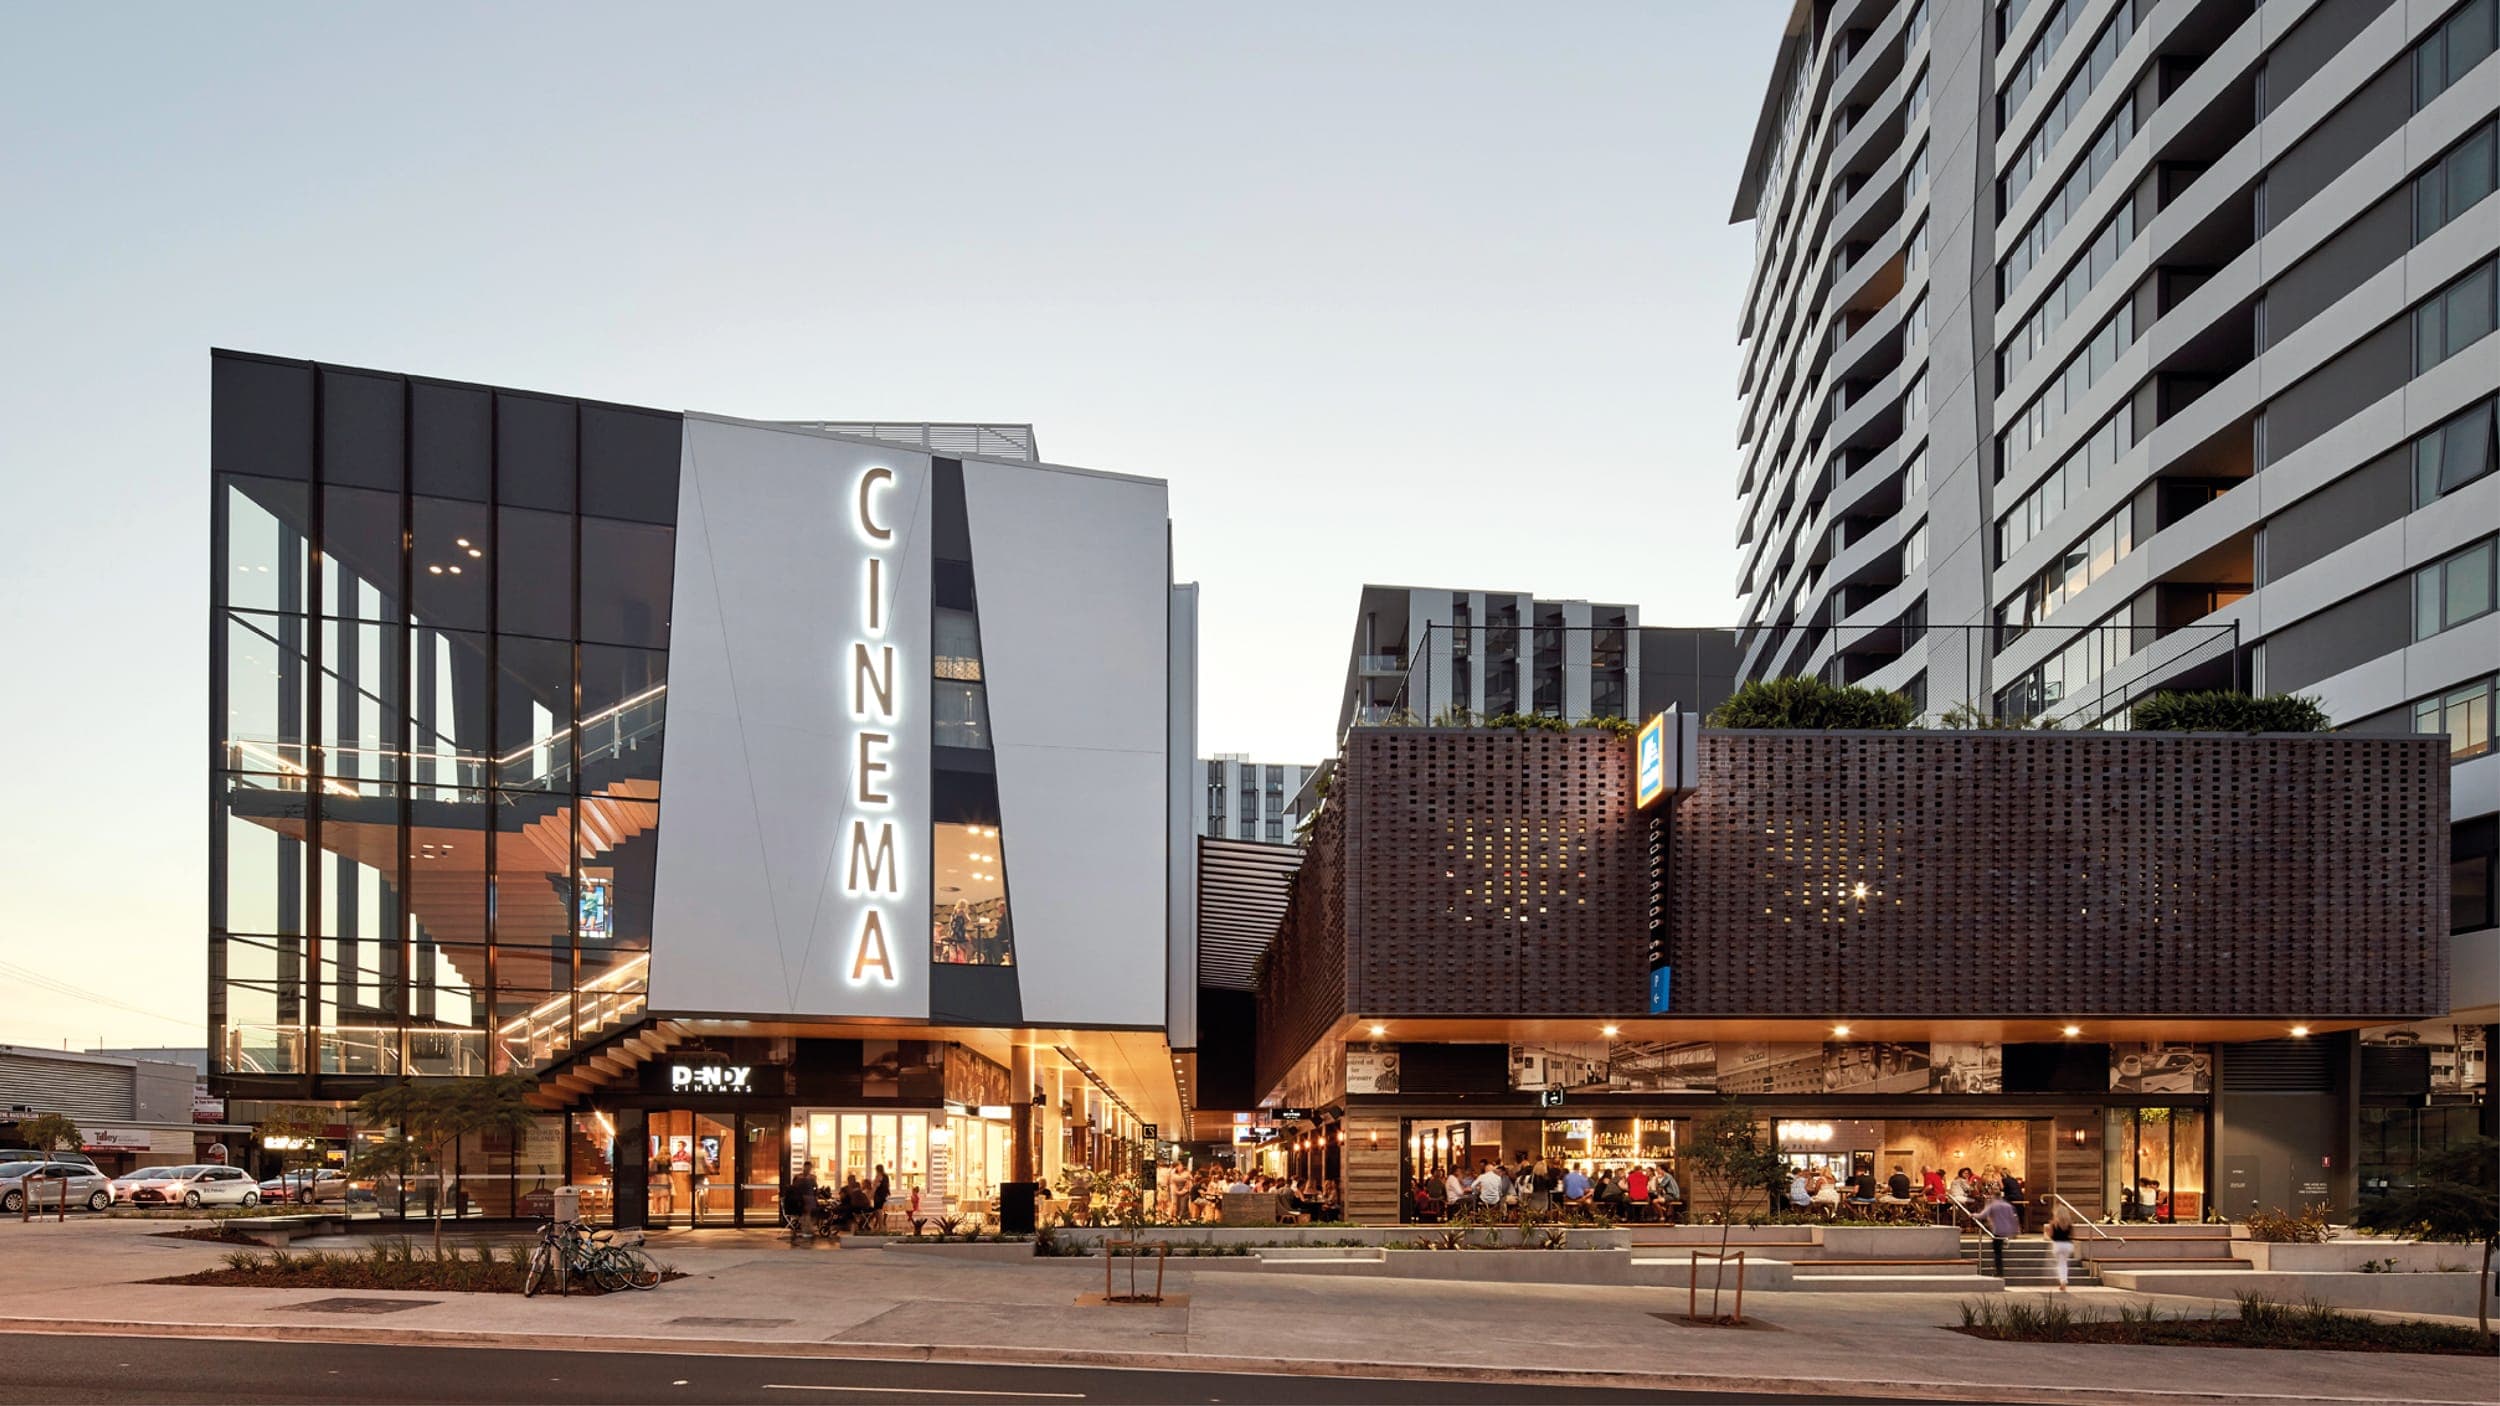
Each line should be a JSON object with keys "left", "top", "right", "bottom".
{"left": 1952, "top": 1294, "right": 2495, "bottom": 1356}
{"left": 151, "top": 1244, "right": 683, "bottom": 1297}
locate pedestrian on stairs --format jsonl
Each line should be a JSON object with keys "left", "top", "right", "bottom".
{"left": 2046, "top": 1206, "right": 2076, "bottom": 1290}
{"left": 1980, "top": 1190, "right": 2022, "bottom": 1278}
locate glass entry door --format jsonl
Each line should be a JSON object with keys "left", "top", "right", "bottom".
{"left": 646, "top": 1110, "right": 753, "bottom": 1226}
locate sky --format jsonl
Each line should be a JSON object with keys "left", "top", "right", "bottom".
{"left": 0, "top": 1, "right": 1786, "bottom": 1051}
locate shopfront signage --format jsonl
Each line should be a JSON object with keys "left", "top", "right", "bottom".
{"left": 667, "top": 1063, "right": 755, "bottom": 1094}
{"left": 1274, "top": 1107, "right": 1311, "bottom": 1123}
{"left": 1636, "top": 713, "right": 1667, "bottom": 809}
{"left": 192, "top": 1082, "right": 225, "bottom": 1125}
{"left": 83, "top": 1127, "right": 151, "bottom": 1152}
{"left": 845, "top": 463, "right": 903, "bottom": 988}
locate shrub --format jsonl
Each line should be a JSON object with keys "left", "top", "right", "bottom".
{"left": 2244, "top": 1205, "right": 2335, "bottom": 1244}
{"left": 2130, "top": 690, "right": 2331, "bottom": 733}
{"left": 1932, "top": 700, "right": 2062, "bottom": 730}
{"left": 1707, "top": 677, "right": 1918, "bottom": 731}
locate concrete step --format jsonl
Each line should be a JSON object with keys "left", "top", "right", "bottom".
{"left": 2087, "top": 1256, "right": 2250, "bottom": 1270}
{"left": 2079, "top": 1238, "right": 2235, "bottom": 1259}
{"left": 1792, "top": 1259, "right": 1975, "bottom": 1277}
{"left": 1793, "top": 1273, "right": 2005, "bottom": 1293}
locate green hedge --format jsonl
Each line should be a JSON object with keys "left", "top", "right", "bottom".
{"left": 2131, "top": 691, "right": 2332, "bottom": 733}
{"left": 1706, "top": 676, "right": 1919, "bottom": 730}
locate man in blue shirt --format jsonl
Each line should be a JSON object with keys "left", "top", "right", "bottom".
{"left": 1561, "top": 1163, "right": 1590, "bottom": 1204}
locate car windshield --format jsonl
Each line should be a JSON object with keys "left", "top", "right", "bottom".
{"left": 152, "top": 1166, "right": 206, "bottom": 1180}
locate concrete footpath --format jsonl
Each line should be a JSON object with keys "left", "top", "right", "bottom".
{"left": 0, "top": 1217, "right": 2489, "bottom": 1405}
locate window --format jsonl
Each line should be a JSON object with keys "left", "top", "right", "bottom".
{"left": 933, "top": 608, "right": 989, "bottom": 750}
{"left": 2415, "top": 0, "right": 2498, "bottom": 113}
{"left": 2416, "top": 258, "right": 2499, "bottom": 372}
{"left": 2002, "top": 505, "right": 2135, "bottom": 633}
{"left": 1902, "top": 445, "right": 1929, "bottom": 498}
{"left": 1902, "top": 294, "right": 1929, "bottom": 353}
{"left": 2001, "top": 201, "right": 2135, "bottom": 382}
{"left": 931, "top": 822, "right": 1012, "bottom": 966}
{"left": 2416, "top": 397, "right": 2497, "bottom": 506}
{"left": 2000, "top": 99, "right": 2138, "bottom": 293}
{"left": 2415, "top": 536, "right": 2499, "bottom": 639}
{"left": 2001, "top": 1, "right": 2138, "bottom": 208}
{"left": 2453, "top": 817, "right": 2497, "bottom": 933}
{"left": 1265, "top": 819, "right": 1284, "bottom": 843}
{"left": 2415, "top": 674, "right": 2496, "bottom": 758}
{"left": 1903, "top": 220, "right": 1929, "bottom": 277}
{"left": 2000, "top": 300, "right": 2138, "bottom": 477}
{"left": 2417, "top": 120, "right": 2498, "bottom": 242}
{"left": 1904, "top": 370, "right": 1930, "bottom": 423}
{"left": 2000, "top": 0, "right": 2092, "bottom": 118}
{"left": 1903, "top": 520, "right": 1930, "bottom": 576}
{"left": 1904, "top": 140, "right": 1931, "bottom": 200}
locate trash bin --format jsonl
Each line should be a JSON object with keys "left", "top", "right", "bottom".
{"left": 553, "top": 1186, "right": 582, "bottom": 1225}
{"left": 996, "top": 1181, "right": 1038, "bottom": 1235}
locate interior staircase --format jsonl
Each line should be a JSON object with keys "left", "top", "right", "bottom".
{"left": 524, "top": 1019, "right": 693, "bottom": 1110}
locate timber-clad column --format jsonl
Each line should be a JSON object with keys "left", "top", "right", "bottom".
{"left": 1011, "top": 1045, "right": 1035, "bottom": 1183}
{"left": 1341, "top": 1112, "right": 1402, "bottom": 1224}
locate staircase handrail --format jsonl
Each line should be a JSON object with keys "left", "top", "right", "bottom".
{"left": 2047, "top": 1193, "right": 2121, "bottom": 1242}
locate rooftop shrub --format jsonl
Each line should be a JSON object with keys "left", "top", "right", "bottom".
{"left": 1706, "top": 676, "right": 1918, "bottom": 731}
{"left": 2131, "top": 691, "right": 2332, "bottom": 734}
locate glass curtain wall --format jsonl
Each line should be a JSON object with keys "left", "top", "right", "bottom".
{"left": 210, "top": 353, "right": 678, "bottom": 1091}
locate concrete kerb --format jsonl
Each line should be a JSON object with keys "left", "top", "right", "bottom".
{"left": 0, "top": 1318, "right": 2490, "bottom": 1406}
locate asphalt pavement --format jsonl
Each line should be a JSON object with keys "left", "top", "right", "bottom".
{"left": 5, "top": 1334, "right": 1909, "bottom": 1404}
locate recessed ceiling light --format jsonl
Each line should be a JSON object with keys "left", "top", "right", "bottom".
{"left": 2289, "top": 1025, "right": 2310, "bottom": 1038}
{"left": 1367, "top": 1023, "right": 1386, "bottom": 1038}
{"left": 1831, "top": 1024, "right": 1851, "bottom": 1039}
{"left": 2061, "top": 1025, "right": 2081, "bottom": 1038}
{"left": 1601, "top": 1025, "right": 1620, "bottom": 1038}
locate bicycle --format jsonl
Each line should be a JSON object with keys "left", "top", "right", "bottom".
{"left": 524, "top": 1218, "right": 662, "bottom": 1296}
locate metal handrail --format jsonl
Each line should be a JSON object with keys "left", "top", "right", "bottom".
{"left": 2047, "top": 1193, "right": 2122, "bottom": 1242}
{"left": 1943, "top": 1196, "right": 1993, "bottom": 1236}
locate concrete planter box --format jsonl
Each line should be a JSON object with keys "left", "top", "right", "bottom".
{"left": 877, "top": 1239, "right": 1036, "bottom": 1263}
{"left": 2237, "top": 1241, "right": 2486, "bottom": 1273}
{"left": 2099, "top": 1268, "right": 2490, "bottom": 1317}
{"left": 1641, "top": 1225, "right": 1818, "bottom": 1246}
{"left": 1041, "top": 1225, "right": 1628, "bottom": 1252}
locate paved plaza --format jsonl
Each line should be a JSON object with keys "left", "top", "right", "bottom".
{"left": 0, "top": 1218, "right": 2489, "bottom": 1404}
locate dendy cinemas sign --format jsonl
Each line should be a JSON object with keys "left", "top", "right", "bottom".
{"left": 844, "top": 462, "right": 903, "bottom": 989}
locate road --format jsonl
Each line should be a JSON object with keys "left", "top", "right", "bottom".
{"left": 3, "top": 1333, "right": 1904, "bottom": 1403}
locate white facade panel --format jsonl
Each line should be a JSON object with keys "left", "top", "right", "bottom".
{"left": 650, "top": 418, "right": 936, "bottom": 1020}
{"left": 960, "top": 458, "right": 1172, "bottom": 1029}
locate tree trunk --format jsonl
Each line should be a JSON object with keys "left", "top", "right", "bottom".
{"left": 2481, "top": 1240, "right": 2491, "bottom": 1343}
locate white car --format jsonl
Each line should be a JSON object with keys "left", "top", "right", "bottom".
{"left": 0, "top": 1161, "right": 115, "bottom": 1214}
{"left": 126, "top": 1165, "right": 259, "bottom": 1209}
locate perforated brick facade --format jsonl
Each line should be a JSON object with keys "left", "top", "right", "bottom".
{"left": 1669, "top": 731, "right": 2450, "bottom": 1019}
{"left": 1256, "top": 727, "right": 2450, "bottom": 1091}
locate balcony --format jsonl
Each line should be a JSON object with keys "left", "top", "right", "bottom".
{"left": 1357, "top": 653, "right": 1407, "bottom": 676}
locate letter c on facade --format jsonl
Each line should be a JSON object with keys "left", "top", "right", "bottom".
{"left": 857, "top": 466, "right": 895, "bottom": 543}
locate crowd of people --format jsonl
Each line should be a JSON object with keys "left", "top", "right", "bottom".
{"left": 779, "top": 1160, "right": 895, "bottom": 1240}
{"left": 1411, "top": 1153, "right": 1683, "bottom": 1221}
{"left": 1782, "top": 1161, "right": 2027, "bottom": 1225}
{"left": 1160, "top": 1168, "right": 1342, "bottom": 1224}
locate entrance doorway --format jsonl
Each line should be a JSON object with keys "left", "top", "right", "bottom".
{"left": 646, "top": 1111, "right": 777, "bottom": 1227}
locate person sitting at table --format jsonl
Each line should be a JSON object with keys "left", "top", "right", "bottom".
{"left": 1949, "top": 1167, "right": 1977, "bottom": 1207}
{"left": 1787, "top": 1166, "right": 1813, "bottom": 1212}
{"left": 1625, "top": 1163, "right": 1650, "bottom": 1213}
{"left": 1923, "top": 1166, "right": 1947, "bottom": 1202}
{"left": 1655, "top": 1163, "right": 1682, "bottom": 1223}
{"left": 1475, "top": 1161, "right": 1508, "bottom": 1211}
{"left": 1848, "top": 1167, "right": 1878, "bottom": 1205}
{"left": 1561, "top": 1162, "right": 1591, "bottom": 1206}
{"left": 1810, "top": 1171, "right": 1843, "bottom": 1217}
{"left": 1881, "top": 1165, "right": 1915, "bottom": 1205}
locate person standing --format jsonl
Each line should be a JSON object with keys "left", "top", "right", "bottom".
{"left": 1980, "top": 1190, "right": 2023, "bottom": 1278}
{"left": 784, "top": 1161, "right": 820, "bottom": 1242}
{"left": 2046, "top": 1206, "right": 2076, "bottom": 1290}
{"left": 871, "top": 1164, "right": 892, "bottom": 1228}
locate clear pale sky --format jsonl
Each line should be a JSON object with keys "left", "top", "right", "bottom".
{"left": 0, "top": 1, "right": 1785, "bottom": 1050}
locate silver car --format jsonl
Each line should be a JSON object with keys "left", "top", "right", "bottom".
{"left": 0, "top": 1160, "right": 114, "bottom": 1213}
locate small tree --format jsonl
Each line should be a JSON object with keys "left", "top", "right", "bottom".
{"left": 2354, "top": 1136, "right": 2498, "bottom": 1342}
{"left": 15, "top": 1113, "right": 82, "bottom": 1223}
{"left": 1681, "top": 1098, "right": 1787, "bottom": 1322}
{"left": 257, "top": 1104, "right": 329, "bottom": 1204}
{"left": 349, "top": 1075, "right": 538, "bottom": 1252}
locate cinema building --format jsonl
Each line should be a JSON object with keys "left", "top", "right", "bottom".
{"left": 208, "top": 350, "right": 1197, "bottom": 1226}
{"left": 1232, "top": 716, "right": 2478, "bottom": 1225}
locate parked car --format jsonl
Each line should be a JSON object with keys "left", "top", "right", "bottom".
{"left": 0, "top": 1161, "right": 115, "bottom": 1213}
{"left": 0, "top": 1148, "right": 97, "bottom": 1168}
{"left": 124, "top": 1165, "right": 259, "bottom": 1209}
{"left": 258, "top": 1168, "right": 355, "bottom": 1204}
{"left": 108, "top": 1169, "right": 169, "bottom": 1205}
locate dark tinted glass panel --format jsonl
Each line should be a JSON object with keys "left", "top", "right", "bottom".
{"left": 497, "top": 506, "right": 574, "bottom": 640}
{"left": 494, "top": 790, "right": 572, "bottom": 949}
{"left": 221, "top": 476, "right": 310, "bottom": 616}
{"left": 495, "top": 636, "right": 574, "bottom": 790}
{"left": 220, "top": 775, "right": 308, "bottom": 934}
{"left": 410, "top": 496, "right": 490, "bottom": 631}
{"left": 406, "top": 783, "right": 488, "bottom": 947}
{"left": 580, "top": 518, "right": 674, "bottom": 647}
{"left": 581, "top": 406, "right": 681, "bottom": 524}
{"left": 321, "top": 485, "right": 403, "bottom": 622}
{"left": 212, "top": 354, "right": 313, "bottom": 480}
{"left": 496, "top": 392, "right": 575, "bottom": 512}
{"left": 408, "top": 626, "right": 491, "bottom": 792}
{"left": 321, "top": 369, "right": 403, "bottom": 490}
{"left": 580, "top": 644, "right": 667, "bottom": 795}
{"left": 320, "top": 617, "right": 405, "bottom": 784}
{"left": 410, "top": 381, "right": 491, "bottom": 502}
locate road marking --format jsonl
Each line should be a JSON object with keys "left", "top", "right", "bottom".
{"left": 762, "top": 1387, "right": 1083, "bottom": 1399}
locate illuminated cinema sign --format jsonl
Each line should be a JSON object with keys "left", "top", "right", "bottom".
{"left": 1635, "top": 713, "right": 1667, "bottom": 810}
{"left": 846, "top": 464, "right": 902, "bottom": 987}
{"left": 668, "top": 1063, "right": 755, "bottom": 1094}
